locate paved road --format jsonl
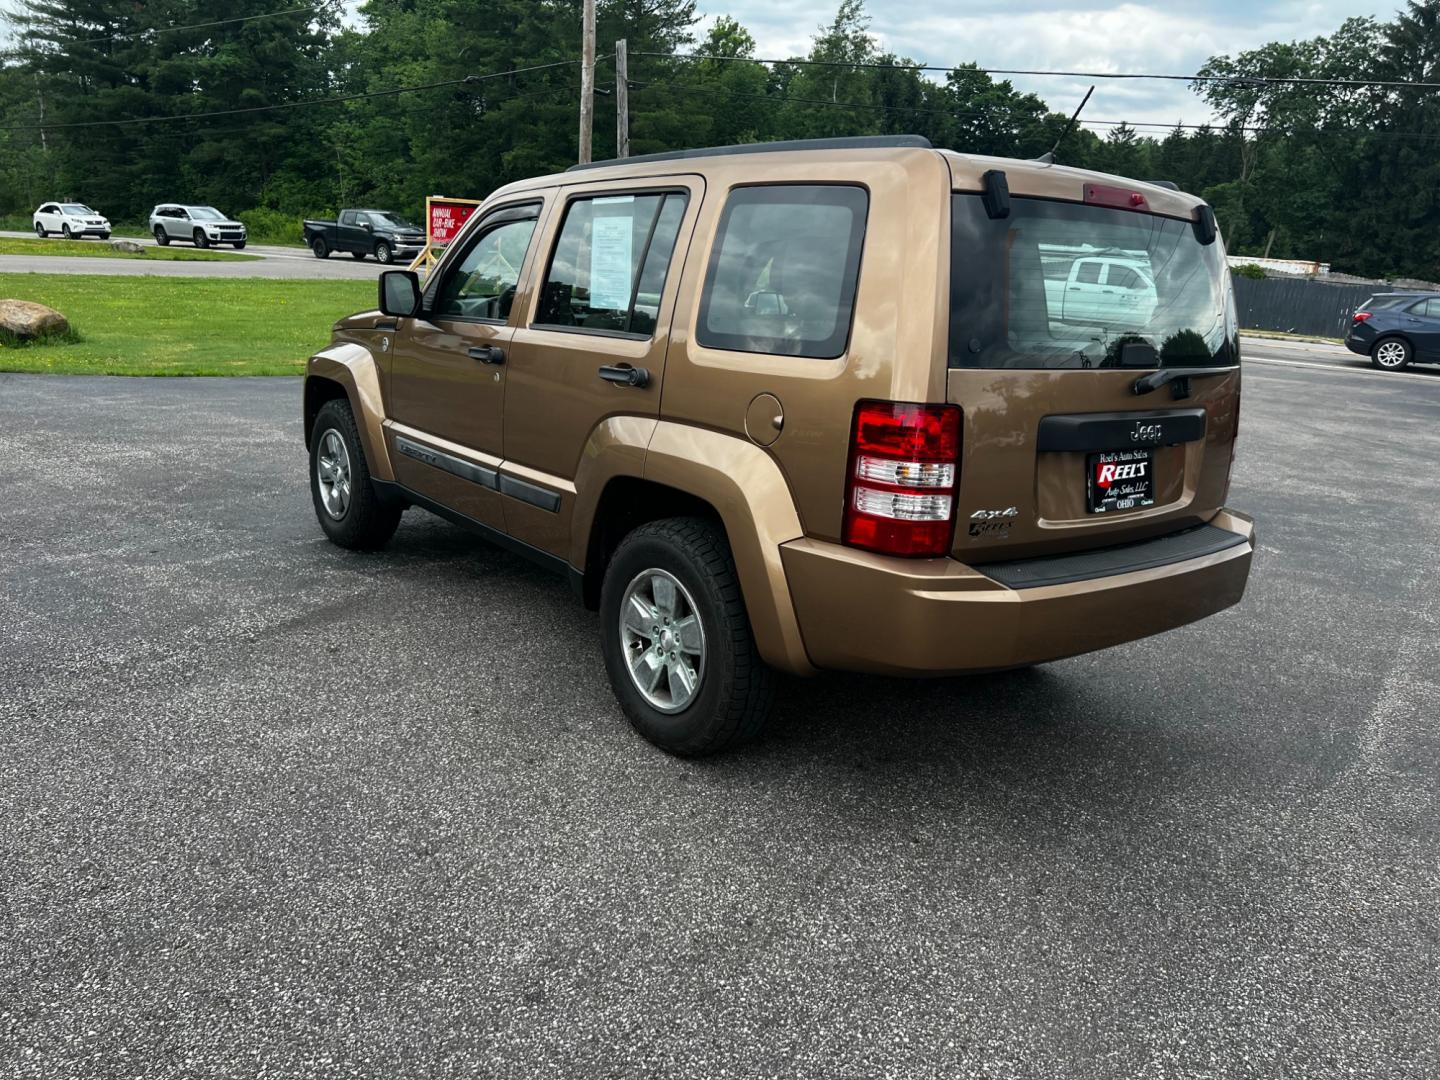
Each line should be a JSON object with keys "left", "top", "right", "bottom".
{"left": 0, "top": 229, "right": 387, "bottom": 280}
{"left": 1, "top": 362, "right": 1436, "bottom": 1078}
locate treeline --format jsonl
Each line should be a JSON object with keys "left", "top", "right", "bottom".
{"left": 1, "top": 0, "right": 1437, "bottom": 277}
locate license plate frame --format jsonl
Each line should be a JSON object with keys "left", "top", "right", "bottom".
{"left": 1087, "top": 449, "right": 1155, "bottom": 514}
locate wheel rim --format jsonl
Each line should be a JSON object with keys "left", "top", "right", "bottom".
{"left": 35, "top": 223, "right": 43, "bottom": 236}
{"left": 619, "top": 569, "right": 706, "bottom": 714}
{"left": 377, "top": 244, "right": 391, "bottom": 263}
{"left": 315, "top": 428, "right": 353, "bottom": 519}
{"left": 1375, "top": 341, "right": 1406, "bottom": 368}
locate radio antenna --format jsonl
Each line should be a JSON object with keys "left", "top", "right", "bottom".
{"left": 1036, "top": 85, "right": 1095, "bottom": 165}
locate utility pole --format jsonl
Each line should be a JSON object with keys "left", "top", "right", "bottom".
{"left": 615, "top": 39, "right": 629, "bottom": 159}
{"left": 578, "top": 0, "right": 595, "bottom": 163}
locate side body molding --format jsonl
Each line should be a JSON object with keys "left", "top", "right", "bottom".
{"left": 643, "top": 422, "right": 815, "bottom": 676}
{"left": 306, "top": 343, "right": 393, "bottom": 482}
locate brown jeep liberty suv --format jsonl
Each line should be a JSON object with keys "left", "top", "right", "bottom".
{"left": 303, "top": 135, "right": 1253, "bottom": 755}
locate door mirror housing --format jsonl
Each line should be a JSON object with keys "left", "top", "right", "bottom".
{"left": 379, "top": 270, "right": 422, "bottom": 318}
{"left": 362, "top": 221, "right": 374, "bottom": 231}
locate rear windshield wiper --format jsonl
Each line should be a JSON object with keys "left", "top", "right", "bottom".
{"left": 1131, "top": 366, "right": 1234, "bottom": 396}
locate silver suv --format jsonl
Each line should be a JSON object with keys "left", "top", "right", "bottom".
{"left": 149, "top": 204, "right": 247, "bottom": 249}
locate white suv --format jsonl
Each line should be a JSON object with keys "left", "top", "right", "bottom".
{"left": 149, "top": 204, "right": 247, "bottom": 249}
{"left": 33, "top": 202, "right": 111, "bottom": 239}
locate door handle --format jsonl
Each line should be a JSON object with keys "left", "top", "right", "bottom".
{"left": 598, "top": 364, "right": 650, "bottom": 388}
{"left": 468, "top": 345, "right": 505, "bottom": 364}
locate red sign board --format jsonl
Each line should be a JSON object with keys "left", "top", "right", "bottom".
{"left": 427, "top": 199, "right": 479, "bottom": 245}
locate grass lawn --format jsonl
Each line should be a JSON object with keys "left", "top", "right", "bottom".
{"left": 0, "top": 236, "right": 259, "bottom": 262}
{"left": 0, "top": 274, "right": 375, "bottom": 375}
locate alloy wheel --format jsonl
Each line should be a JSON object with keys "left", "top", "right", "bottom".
{"left": 315, "top": 429, "right": 353, "bottom": 519}
{"left": 618, "top": 569, "right": 706, "bottom": 713}
{"left": 1374, "top": 340, "right": 1407, "bottom": 369}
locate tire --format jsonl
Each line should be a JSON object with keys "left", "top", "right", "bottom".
{"left": 351, "top": 251, "right": 368, "bottom": 260}
{"left": 311, "top": 237, "right": 329, "bottom": 259}
{"left": 34, "top": 222, "right": 45, "bottom": 237}
{"left": 374, "top": 241, "right": 393, "bottom": 265}
{"left": 62, "top": 224, "right": 73, "bottom": 239}
{"left": 98, "top": 233, "right": 110, "bottom": 240}
{"left": 1371, "top": 337, "right": 1412, "bottom": 371}
{"left": 309, "top": 398, "right": 402, "bottom": 551}
{"left": 154, "top": 226, "right": 170, "bottom": 246}
{"left": 599, "top": 517, "right": 774, "bottom": 756}
{"left": 233, "top": 241, "right": 246, "bottom": 250}
{"left": 193, "top": 229, "right": 210, "bottom": 249}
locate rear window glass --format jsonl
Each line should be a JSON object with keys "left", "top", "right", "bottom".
{"left": 535, "top": 192, "right": 687, "bottom": 336}
{"left": 949, "top": 194, "right": 1237, "bottom": 370}
{"left": 696, "top": 185, "right": 867, "bottom": 359}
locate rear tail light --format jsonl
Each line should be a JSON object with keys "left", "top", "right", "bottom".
{"left": 843, "top": 400, "right": 961, "bottom": 557}
{"left": 1353, "top": 311, "right": 1373, "bottom": 322}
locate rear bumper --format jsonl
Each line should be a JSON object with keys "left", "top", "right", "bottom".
{"left": 781, "top": 510, "right": 1255, "bottom": 676}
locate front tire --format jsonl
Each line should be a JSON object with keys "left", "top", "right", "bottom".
{"left": 374, "top": 241, "right": 393, "bottom": 265}
{"left": 351, "top": 251, "right": 368, "bottom": 260}
{"left": 154, "top": 226, "right": 170, "bottom": 246}
{"left": 193, "top": 229, "right": 210, "bottom": 249}
{"left": 233, "top": 241, "right": 245, "bottom": 250}
{"left": 309, "top": 398, "right": 402, "bottom": 550}
{"left": 600, "top": 517, "right": 774, "bottom": 756}
{"left": 34, "top": 222, "right": 45, "bottom": 237}
{"left": 62, "top": 224, "right": 73, "bottom": 239}
{"left": 311, "top": 237, "right": 329, "bottom": 259}
{"left": 1371, "top": 337, "right": 1412, "bottom": 371}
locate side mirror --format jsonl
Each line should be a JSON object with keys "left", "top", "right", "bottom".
{"left": 362, "top": 221, "right": 374, "bottom": 231}
{"left": 379, "top": 270, "right": 422, "bottom": 318}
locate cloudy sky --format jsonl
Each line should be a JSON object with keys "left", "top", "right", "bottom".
{"left": 693, "top": 0, "right": 1387, "bottom": 129}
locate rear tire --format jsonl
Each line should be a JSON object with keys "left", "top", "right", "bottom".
{"left": 154, "top": 226, "right": 170, "bottom": 246}
{"left": 1371, "top": 337, "right": 1412, "bottom": 371}
{"left": 311, "top": 237, "right": 329, "bottom": 259}
{"left": 599, "top": 517, "right": 774, "bottom": 756}
{"left": 193, "top": 229, "right": 210, "bottom": 249}
{"left": 309, "top": 398, "right": 401, "bottom": 551}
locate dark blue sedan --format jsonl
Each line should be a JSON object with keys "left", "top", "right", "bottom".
{"left": 1344, "top": 291, "right": 1440, "bottom": 371}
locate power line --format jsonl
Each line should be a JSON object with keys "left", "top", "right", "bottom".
{"left": 1, "top": 60, "right": 582, "bottom": 132}
{"left": 13, "top": 1, "right": 361, "bottom": 49}
{"left": 630, "top": 78, "right": 1440, "bottom": 143}
{"left": 639, "top": 50, "right": 1440, "bottom": 92}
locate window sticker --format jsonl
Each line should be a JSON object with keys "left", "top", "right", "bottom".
{"left": 589, "top": 211, "right": 634, "bottom": 311}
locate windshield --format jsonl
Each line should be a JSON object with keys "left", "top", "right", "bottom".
{"left": 190, "top": 207, "right": 226, "bottom": 221}
{"left": 949, "top": 194, "right": 1237, "bottom": 370}
{"left": 371, "top": 212, "right": 418, "bottom": 229}
{"left": 62, "top": 204, "right": 94, "bottom": 214}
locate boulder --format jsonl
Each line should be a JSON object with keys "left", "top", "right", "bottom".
{"left": 110, "top": 238, "right": 146, "bottom": 255}
{"left": 0, "top": 299, "right": 70, "bottom": 340}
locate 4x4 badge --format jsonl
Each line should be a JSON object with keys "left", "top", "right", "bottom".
{"left": 968, "top": 506, "right": 1019, "bottom": 539}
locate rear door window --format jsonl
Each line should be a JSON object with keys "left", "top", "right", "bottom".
{"left": 534, "top": 191, "right": 688, "bottom": 336}
{"left": 696, "top": 185, "right": 868, "bottom": 359}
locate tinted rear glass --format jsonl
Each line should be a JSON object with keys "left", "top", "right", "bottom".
{"left": 696, "top": 185, "right": 867, "bottom": 359}
{"left": 949, "top": 194, "right": 1237, "bottom": 370}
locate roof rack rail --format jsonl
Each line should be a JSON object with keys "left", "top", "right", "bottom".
{"left": 566, "top": 134, "right": 933, "bottom": 172}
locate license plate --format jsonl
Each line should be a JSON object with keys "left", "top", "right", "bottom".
{"left": 1087, "top": 449, "right": 1154, "bottom": 514}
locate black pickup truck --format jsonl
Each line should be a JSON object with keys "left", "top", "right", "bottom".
{"left": 302, "top": 209, "right": 425, "bottom": 264}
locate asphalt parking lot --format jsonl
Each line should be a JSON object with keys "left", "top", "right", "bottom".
{"left": 1, "top": 357, "right": 1436, "bottom": 1078}
{"left": 0, "top": 230, "right": 387, "bottom": 280}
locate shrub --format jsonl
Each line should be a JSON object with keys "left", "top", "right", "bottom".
{"left": 234, "top": 207, "right": 307, "bottom": 246}
{"left": 1233, "top": 264, "right": 1268, "bottom": 280}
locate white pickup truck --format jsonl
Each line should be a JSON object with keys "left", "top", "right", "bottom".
{"left": 1043, "top": 255, "right": 1158, "bottom": 329}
